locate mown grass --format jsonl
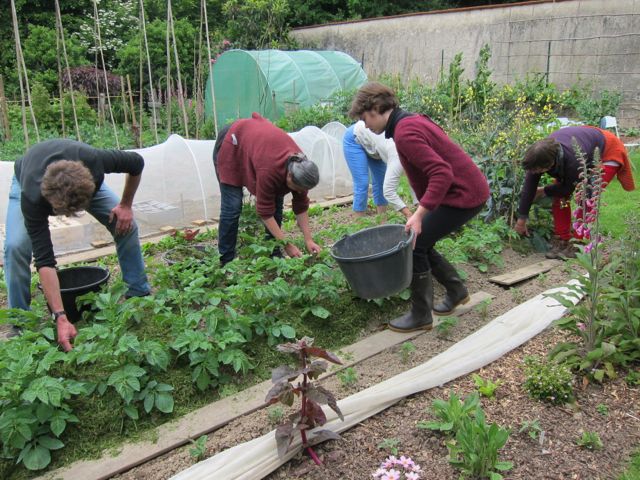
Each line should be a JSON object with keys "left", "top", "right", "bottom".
{"left": 599, "top": 148, "right": 640, "bottom": 238}
{"left": 618, "top": 449, "right": 640, "bottom": 480}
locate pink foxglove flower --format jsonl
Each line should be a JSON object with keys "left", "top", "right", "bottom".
{"left": 577, "top": 322, "right": 586, "bottom": 331}
{"left": 584, "top": 242, "right": 594, "bottom": 254}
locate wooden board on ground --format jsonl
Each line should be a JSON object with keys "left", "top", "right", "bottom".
{"left": 489, "top": 259, "right": 561, "bottom": 286}
{"left": 41, "top": 291, "right": 492, "bottom": 480}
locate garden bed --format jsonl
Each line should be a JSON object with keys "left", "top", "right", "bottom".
{"left": 104, "top": 241, "right": 638, "bottom": 480}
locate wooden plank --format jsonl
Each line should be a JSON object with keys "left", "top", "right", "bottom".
{"left": 40, "top": 292, "right": 492, "bottom": 480}
{"left": 489, "top": 259, "right": 561, "bottom": 286}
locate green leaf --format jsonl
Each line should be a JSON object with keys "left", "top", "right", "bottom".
{"left": 310, "top": 306, "right": 330, "bottom": 319}
{"left": 155, "top": 393, "right": 174, "bottom": 413}
{"left": 593, "top": 369, "right": 605, "bottom": 382}
{"left": 280, "top": 325, "right": 296, "bottom": 339}
{"left": 37, "top": 436, "right": 64, "bottom": 450}
{"left": 124, "top": 405, "right": 139, "bottom": 420}
{"left": 495, "top": 461, "right": 514, "bottom": 471}
{"left": 50, "top": 417, "right": 66, "bottom": 437}
{"left": 22, "top": 445, "right": 51, "bottom": 470}
{"left": 144, "top": 394, "right": 154, "bottom": 414}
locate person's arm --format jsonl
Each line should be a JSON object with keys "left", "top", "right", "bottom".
{"left": 515, "top": 171, "right": 543, "bottom": 236}
{"left": 262, "top": 216, "right": 302, "bottom": 258}
{"left": 23, "top": 203, "right": 78, "bottom": 352}
{"left": 296, "top": 210, "right": 321, "bottom": 254}
{"left": 109, "top": 173, "right": 141, "bottom": 235}
{"left": 38, "top": 267, "right": 77, "bottom": 352}
{"left": 382, "top": 149, "right": 411, "bottom": 216}
{"left": 406, "top": 205, "right": 429, "bottom": 248}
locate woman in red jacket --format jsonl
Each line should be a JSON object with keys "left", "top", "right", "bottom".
{"left": 349, "top": 82, "right": 490, "bottom": 332}
{"left": 213, "top": 113, "right": 322, "bottom": 265}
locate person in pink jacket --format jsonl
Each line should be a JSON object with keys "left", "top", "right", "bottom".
{"left": 349, "top": 83, "right": 490, "bottom": 332}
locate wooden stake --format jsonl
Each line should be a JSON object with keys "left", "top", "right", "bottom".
{"left": 126, "top": 75, "right": 140, "bottom": 147}
{"left": 0, "top": 75, "right": 11, "bottom": 141}
{"left": 54, "top": 0, "right": 81, "bottom": 141}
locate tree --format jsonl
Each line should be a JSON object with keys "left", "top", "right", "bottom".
{"left": 22, "top": 25, "right": 88, "bottom": 96}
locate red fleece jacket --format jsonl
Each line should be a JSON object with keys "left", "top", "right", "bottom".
{"left": 216, "top": 113, "right": 310, "bottom": 218}
{"left": 394, "top": 115, "right": 490, "bottom": 211}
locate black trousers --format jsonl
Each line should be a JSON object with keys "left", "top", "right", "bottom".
{"left": 413, "top": 203, "right": 484, "bottom": 273}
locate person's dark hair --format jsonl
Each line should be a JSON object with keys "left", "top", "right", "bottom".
{"left": 522, "top": 138, "right": 560, "bottom": 171}
{"left": 348, "top": 82, "right": 399, "bottom": 119}
{"left": 287, "top": 153, "right": 319, "bottom": 190}
{"left": 41, "top": 160, "right": 95, "bottom": 216}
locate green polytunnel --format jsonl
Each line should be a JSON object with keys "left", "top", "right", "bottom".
{"left": 204, "top": 49, "right": 368, "bottom": 125}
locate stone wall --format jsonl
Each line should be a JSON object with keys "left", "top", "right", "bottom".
{"left": 292, "top": 0, "right": 640, "bottom": 126}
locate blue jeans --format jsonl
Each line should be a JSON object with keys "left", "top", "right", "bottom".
{"left": 343, "top": 125, "right": 388, "bottom": 212}
{"left": 216, "top": 183, "right": 284, "bottom": 265}
{"left": 4, "top": 176, "right": 150, "bottom": 309}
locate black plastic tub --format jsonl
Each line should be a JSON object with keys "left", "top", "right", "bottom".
{"left": 52, "top": 266, "right": 110, "bottom": 321}
{"left": 330, "top": 224, "right": 414, "bottom": 299}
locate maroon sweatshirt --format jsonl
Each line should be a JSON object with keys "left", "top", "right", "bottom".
{"left": 393, "top": 114, "right": 489, "bottom": 211}
{"left": 215, "top": 113, "right": 310, "bottom": 219}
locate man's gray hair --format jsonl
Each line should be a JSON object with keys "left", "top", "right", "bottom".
{"left": 287, "top": 153, "right": 319, "bottom": 190}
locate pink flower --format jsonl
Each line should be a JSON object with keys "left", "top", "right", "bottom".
{"left": 577, "top": 322, "right": 586, "bottom": 331}
{"left": 383, "top": 456, "right": 397, "bottom": 469}
{"left": 398, "top": 456, "right": 414, "bottom": 469}
{"left": 574, "top": 224, "right": 584, "bottom": 236}
{"left": 382, "top": 469, "right": 401, "bottom": 480}
{"left": 411, "top": 464, "right": 422, "bottom": 473}
{"left": 373, "top": 468, "right": 388, "bottom": 478}
{"left": 406, "top": 473, "right": 421, "bottom": 480}
{"left": 584, "top": 242, "right": 594, "bottom": 253}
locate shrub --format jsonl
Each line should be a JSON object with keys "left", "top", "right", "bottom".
{"left": 522, "top": 356, "right": 574, "bottom": 405}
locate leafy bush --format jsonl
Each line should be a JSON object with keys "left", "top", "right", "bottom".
{"left": 522, "top": 356, "right": 574, "bottom": 405}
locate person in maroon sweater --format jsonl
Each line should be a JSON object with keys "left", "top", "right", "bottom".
{"left": 350, "top": 82, "right": 490, "bottom": 332}
{"left": 213, "top": 113, "right": 322, "bottom": 265}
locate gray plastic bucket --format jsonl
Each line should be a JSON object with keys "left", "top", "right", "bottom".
{"left": 331, "top": 224, "right": 414, "bottom": 299}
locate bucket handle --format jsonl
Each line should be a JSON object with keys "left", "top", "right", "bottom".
{"left": 391, "top": 228, "right": 415, "bottom": 253}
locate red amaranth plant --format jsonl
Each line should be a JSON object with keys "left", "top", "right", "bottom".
{"left": 265, "top": 337, "right": 343, "bottom": 465}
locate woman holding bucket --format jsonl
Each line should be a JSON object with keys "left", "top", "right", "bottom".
{"left": 349, "top": 82, "right": 490, "bottom": 332}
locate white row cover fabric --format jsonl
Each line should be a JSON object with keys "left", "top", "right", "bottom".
{"left": 0, "top": 125, "right": 352, "bottom": 253}
{"left": 171, "top": 280, "right": 582, "bottom": 480}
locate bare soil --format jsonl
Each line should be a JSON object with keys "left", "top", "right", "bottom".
{"left": 113, "top": 233, "right": 640, "bottom": 480}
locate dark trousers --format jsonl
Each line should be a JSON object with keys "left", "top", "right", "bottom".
{"left": 413, "top": 204, "right": 484, "bottom": 273}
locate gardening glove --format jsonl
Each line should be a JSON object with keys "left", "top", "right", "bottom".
{"left": 109, "top": 204, "right": 134, "bottom": 236}
{"left": 284, "top": 243, "right": 303, "bottom": 258}
{"left": 56, "top": 316, "right": 78, "bottom": 352}
{"left": 514, "top": 218, "right": 529, "bottom": 236}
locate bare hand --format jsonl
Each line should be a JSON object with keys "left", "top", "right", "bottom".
{"left": 305, "top": 240, "right": 321, "bottom": 255}
{"left": 405, "top": 213, "right": 422, "bottom": 248}
{"left": 284, "top": 243, "right": 303, "bottom": 258}
{"left": 56, "top": 317, "right": 77, "bottom": 352}
{"left": 534, "top": 187, "right": 546, "bottom": 201}
{"left": 514, "top": 218, "right": 529, "bottom": 237}
{"left": 109, "top": 204, "right": 134, "bottom": 236}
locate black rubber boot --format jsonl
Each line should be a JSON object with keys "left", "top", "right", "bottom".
{"left": 388, "top": 271, "right": 434, "bottom": 332}
{"left": 430, "top": 251, "right": 470, "bottom": 316}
